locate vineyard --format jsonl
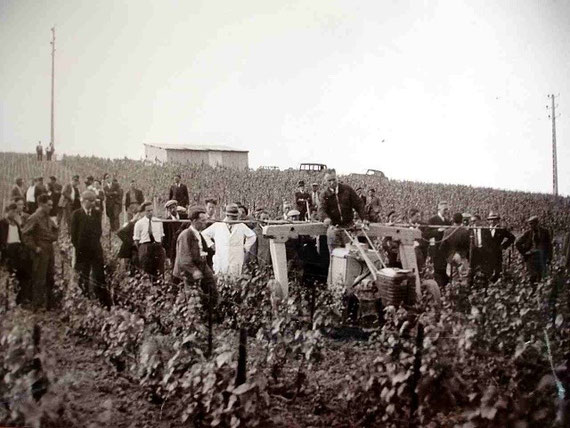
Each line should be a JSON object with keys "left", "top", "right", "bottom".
{"left": 0, "top": 152, "right": 569, "bottom": 427}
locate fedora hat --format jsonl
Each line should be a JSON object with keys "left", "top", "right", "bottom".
{"left": 487, "top": 211, "right": 500, "bottom": 220}
{"left": 225, "top": 203, "right": 239, "bottom": 216}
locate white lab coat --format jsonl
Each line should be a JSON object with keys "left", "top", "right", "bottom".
{"left": 202, "top": 220, "right": 257, "bottom": 276}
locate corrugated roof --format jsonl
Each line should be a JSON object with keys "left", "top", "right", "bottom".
{"left": 144, "top": 143, "right": 248, "bottom": 153}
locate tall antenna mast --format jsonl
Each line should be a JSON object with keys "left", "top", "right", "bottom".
{"left": 50, "top": 27, "right": 55, "bottom": 151}
{"left": 547, "top": 94, "right": 559, "bottom": 197}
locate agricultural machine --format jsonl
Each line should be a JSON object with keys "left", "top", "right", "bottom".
{"left": 262, "top": 222, "right": 441, "bottom": 318}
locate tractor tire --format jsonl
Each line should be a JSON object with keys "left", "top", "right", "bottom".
{"left": 422, "top": 279, "right": 441, "bottom": 307}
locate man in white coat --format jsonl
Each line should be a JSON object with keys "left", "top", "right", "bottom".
{"left": 202, "top": 204, "right": 256, "bottom": 277}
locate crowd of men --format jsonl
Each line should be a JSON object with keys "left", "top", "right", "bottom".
{"left": 0, "top": 168, "right": 564, "bottom": 314}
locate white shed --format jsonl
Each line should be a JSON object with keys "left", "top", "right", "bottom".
{"left": 144, "top": 143, "right": 249, "bottom": 169}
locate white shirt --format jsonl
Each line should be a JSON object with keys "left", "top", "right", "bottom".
{"left": 7, "top": 224, "right": 20, "bottom": 244}
{"left": 26, "top": 185, "right": 36, "bottom": 202}
{"left": 491, "top": 228, "right": 496, "bottom": 238}
{"left": 133, "top": 216, "right": 164, "bottom": 244}
{"left": 202, "top": 219, "right": 256, "bottom": 276}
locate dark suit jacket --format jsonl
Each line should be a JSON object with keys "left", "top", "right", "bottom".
{"left": 163, "top": 216, "right": 183, "bottom": 261}
{"left": 117, "top": 220, "right": 137, "bottom": 259}
{"left": 440, "top": 225, "right": 470, "bottom": 260}
{"left": 295, "top": 191, "right": 312, "bottom": 217}
{"left": 425, "top": 215, "right": 452, "bottom": 267}
{"left": 173, "top": 227, "right": 209, "bottom": 278}
{"left": 318, "top": 184, "right": 365, "bottom": 226}
{"left": 62, "top": 183, "right": 81, "bottom": 210}
{"left": 0, "top": 218, "right": 22, "bottom": 254}
{"left": 125, "top": 188, "right": 144, "bottom": 210}
{"left": 10, "top": 185, "right": 25, "bottom": 201}
{"left": 484, "top": 228, "right": 515, "bottom": 265}
{"left": 71, "top": 208, "right": 103, "bottom": 261}
{"left": 425, "top": 215, "right": 451, "bottom": 246}
{"left": 169, "top": 184, "right": 190, "bottom": 207}
{"left": 48, "top": 183, "right": 62, "bottom": 216}
{"left": 516, "top": 227, "right": 552, "bottom": 263}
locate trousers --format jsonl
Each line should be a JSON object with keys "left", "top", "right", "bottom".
{"left": 4, "top": 243, "right": 32, "bottom": 304}
{"left": 75, "top": 245, "right": 111, "bottom": 308}
{"left": 30, "top": 242, "right": 55, "bottom": 310}
{"left": 138, "top": 242, "right": 165, "bottom": 277}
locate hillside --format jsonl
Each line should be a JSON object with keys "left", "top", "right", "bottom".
{"left": 1, "top": 152, "right": 568, "bottom": 232}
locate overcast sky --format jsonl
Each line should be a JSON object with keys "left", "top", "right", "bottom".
{"left": 1, "top": 0, "right": 569, "bottom": 195}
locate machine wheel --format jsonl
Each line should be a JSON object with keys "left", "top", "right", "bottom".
{"left": 421, "top": 279, "right": 441, "bottom": 307}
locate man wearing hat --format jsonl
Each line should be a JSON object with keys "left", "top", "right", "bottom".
{"left": 515, "top": 216, "right": 552, "bottom": 283}
{"left": 163, "top": 200, "right": 181, "bottom": 267}
{"left": 61, "top": 175, "right": 82, "bottom": 234}
{"left": 202, "top": 203, "right": 256, "bottom": 276}
{"left": 484, "top": 211, "right": 515, "bottom": 282}
{"left": 125, "top": 180, "right": 145, "bottom": 221}
{"left": 134, "top": 202, "right": 166, "bottom": 277}
{"left": 176, "top": 206, "right": 188, "bottom": 219}
{"left": 294, "top": 180, "right": 311, "bottom": 221}
{"left": 71, "top": 190, "right": 111, "bottom": 307}
{"left": 426, "top": 201, "right": 452, "bottom": 287}
{"left": 174, "top": 207, "right": 218, "bottom": 315}
{"left": 287, "top": 209, "right": 301, "bottom": 221}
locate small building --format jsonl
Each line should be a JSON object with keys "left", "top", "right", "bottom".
{"left": 144, "top": 143, "right": 249, "bottom": 169}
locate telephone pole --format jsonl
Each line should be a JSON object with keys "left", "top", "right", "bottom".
{"left": 547, "top": 94, "right": 559, "bottom": 196}
{"left": 50, "top": 27, "right": 55, "bottom": 151}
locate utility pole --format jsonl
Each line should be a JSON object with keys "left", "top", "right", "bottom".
{"left": 50, "top": 27, "right": 55, "bottom": 151}
{"left": 547, "top": 94, "right": 559, "bottom": 197}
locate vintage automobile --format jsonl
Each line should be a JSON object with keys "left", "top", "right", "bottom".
{"left": 299, "top": 163, "right": 328, "bottom": 173}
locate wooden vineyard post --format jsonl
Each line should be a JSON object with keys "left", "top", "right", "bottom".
{"left": 235, "top": 328, "right": 247, "bottom": 387}
{"left": 207, "top": 279, "right": 213, "bottom": 358}
{"left": 4, "top": 277, "right": 9, "bottom": 313}
{"left": 409, "top": 323, "right": 424, "bottom": 426}
{"left": 310, "top": 282, "right": 316, "bottom": 326}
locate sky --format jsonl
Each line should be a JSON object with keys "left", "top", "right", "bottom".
{"left": 1, "top": 0, "right": 569, "bottom": 195}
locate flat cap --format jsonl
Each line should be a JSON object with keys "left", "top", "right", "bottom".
{"left": 164, "top": 200, "right": 178, "bottom": 209}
